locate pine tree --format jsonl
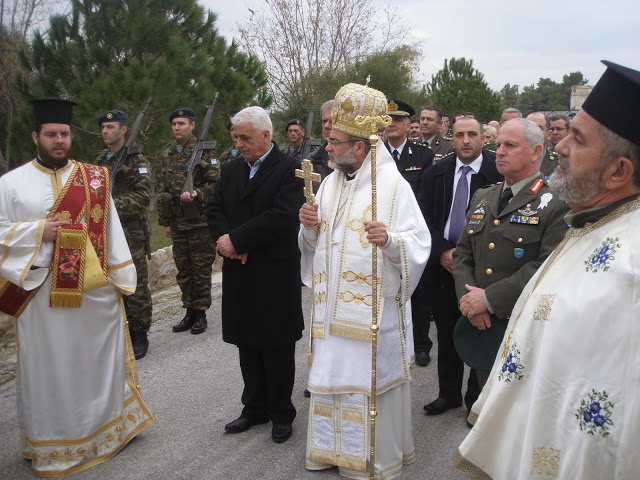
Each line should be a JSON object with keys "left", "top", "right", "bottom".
{"left": 426, "top": 57, "right": 502, "bottom": 122}
{"left": 9, "top": 0, "right": 269, "bottom": 167}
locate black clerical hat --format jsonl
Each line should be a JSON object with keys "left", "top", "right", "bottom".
{"left": 582, "top": 60, "right": 640, "bottom": 146}
{"left": 31, "top": 98, "right": 76, "bottom": 126}
{"left": 98, "top": 110, "right": 128, "bottom": 126}
{"left": 387, "top": 99, "right": 415, "bottom": 118}
{"left": 169, "top": 107, "right": 195, "bottom": 122}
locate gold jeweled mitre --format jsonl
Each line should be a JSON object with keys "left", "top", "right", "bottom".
{"left": 331, "top": 82, "right": 389, "bottom": 139}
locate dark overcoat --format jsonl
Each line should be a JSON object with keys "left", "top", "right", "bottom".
{"left": 385, "top": 140, "right": 435, "bottom": 196}
{"left": 206, "top": 142, "right": 305, "bottom": 347}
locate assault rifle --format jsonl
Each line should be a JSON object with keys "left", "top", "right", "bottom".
{"left": 109, "top": 97, "right": 152, "bottom": 190}
{"left": 182, "top": 93, "right": 218, "bottom": 194}
{"left": 299, "top": 109, "right": 322, "bottom": 161}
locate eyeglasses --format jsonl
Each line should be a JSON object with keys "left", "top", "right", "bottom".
{"left": 42, "top": 132, "right": 72, "bottom": 140}
{"left": 327, "top": 138, "right": 359, "bottom": 146}
{"left": 549, "top": 127, "right": 567, "bottom": 132}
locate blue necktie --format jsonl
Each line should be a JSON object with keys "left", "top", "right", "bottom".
{"left": 448, "top": 165, "right": 473, "bottom": 243}
{"left": 392, "top": 149, "right": 399, "bottom": 162}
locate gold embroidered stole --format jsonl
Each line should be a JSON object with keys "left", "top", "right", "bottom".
{"left": 0, "top": 163, "right": 109, "bottom": 316}
{"left": 312, "top": 159, "right": 402, "bottom": 342}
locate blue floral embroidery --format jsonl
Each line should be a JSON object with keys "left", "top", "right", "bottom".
{"left": 585, "top": 237, "right": 620, "bottom": 273}
{"left": 575, "top": 390, "right": 614, "bottom": 437}
{"left": 498, "top": 344, "right": 524, "bottom": 382}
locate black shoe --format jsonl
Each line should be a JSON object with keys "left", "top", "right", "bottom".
{"left": 415, "top": 351, "right": 431, "bottom": 367}
{"left": 304, "top": 389, "right": 311, "bottom": 398}
{"left": 172, "top": 309, "right": 196, "bottom": 332}
{"left": 131, "top": 331, "right": 149, "bottom": 360}
{"left": 272, "top": 423, "right": 292, "bottom": 443}
{"left": 423, "top": 397, "right": 463, "bottom": 415}
{"left": 191, "top": 310, "right": 208, "bottom": 334}
{"left": 224, "top": 416, "right": 269, "bottom": 434}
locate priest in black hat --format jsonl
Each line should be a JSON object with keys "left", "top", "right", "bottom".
{"left": 0, "top": 98, "right": 153, "bottom": 476}
{"left": 454, "top": 61, "right": 640, "bottom": 479}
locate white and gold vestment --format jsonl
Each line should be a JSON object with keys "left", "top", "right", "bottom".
{"left": 0, "top": 160, "right": 153, "bottom": 477}
{"left": 299, "top": 144, "right": 430, "bottom": 479}
{"left": 455, "top": 198, "right": 640, "bottom": 479}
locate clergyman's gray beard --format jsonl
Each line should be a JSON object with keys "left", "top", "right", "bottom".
{"left": 548, "top": 155, "right": 603, "bottom": 205}
{"left": 328, "top": 147, "right": 358, "bottom": 173}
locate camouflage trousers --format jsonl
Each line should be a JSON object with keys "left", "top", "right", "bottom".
{"left": 123, "top": 226, "right": 153, "bottom": 333}
{"left": 171, "top": 226, "right": 216, "bottom": 311}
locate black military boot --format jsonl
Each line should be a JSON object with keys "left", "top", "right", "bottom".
{"left": 190, "top": 310, "right": 208, "bottom": 334}
{"left": 131, "top": 331, "right": 149, "bottom": 360}
{"left": 173, "top": 309, "right": 196, "bottom": 332}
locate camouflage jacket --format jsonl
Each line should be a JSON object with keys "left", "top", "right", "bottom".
{"left": 94, "top": 148, "right": 151, "bottom": 226}
{"left": 218, "top": 146, "right": 242, "bottom": 167}
{"left": 157, "top": 135, "right": 219, "bottom": 230}
{"left": 282, "top": 143, "right": 303, "bottom": 160}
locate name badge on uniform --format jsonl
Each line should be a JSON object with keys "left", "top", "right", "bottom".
{"left": 138, "top": 167, "right": 148, "bottom": 174}
{"left": 514, "top": 248, "right": 524, "bottom": 259}
{"left": 176, "top": 145, "right": 183, "bottom": 153}
{"left": 210, "top": 158, "right": 218, "bottom": 165}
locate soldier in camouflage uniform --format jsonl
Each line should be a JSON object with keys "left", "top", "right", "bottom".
{"left": 282, "top": 118, "right": 305, "bottom": 160}
{"left": 157, "top": 107, "right": 219, "bottom": 334}
{"left": 218, "top": 120, "right": 242, "bottom": 167}
{"left": 95, "top": 109, "right": 153, "bottom": 359}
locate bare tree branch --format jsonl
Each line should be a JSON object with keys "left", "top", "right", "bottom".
{"left": 238, "top": 0, "right": 411, "bottom": 109}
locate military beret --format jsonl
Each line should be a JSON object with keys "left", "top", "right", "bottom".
{"left": 98, "top": 110, "right": 128, "bottom": 126}
{"left": 169, "top": 107, "right": 195, "bottom": 122}
{"left": 31, "top": 98, "right": 76, "bottom": 126}
{"left": 286, "top": 118, "right": 304, "bottom": 131}
{"left": 387, "top": 99, "right": 415, "bottom": 118}
{"left": 582, "top": 60, "right": 640, "bottom": 147}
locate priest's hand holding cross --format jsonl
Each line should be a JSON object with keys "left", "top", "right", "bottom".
{"left": 295, "top": 159, "right": 321, "bottom": 205}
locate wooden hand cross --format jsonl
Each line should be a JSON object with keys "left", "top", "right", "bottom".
{"left": 295, "top": 159, "right": 321, "bottom": 205}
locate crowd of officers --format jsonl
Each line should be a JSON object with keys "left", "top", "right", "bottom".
{"left": 96, "top": 100, "right": 572, "bottom": 424}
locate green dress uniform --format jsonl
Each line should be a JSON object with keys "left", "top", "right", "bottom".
{"left": 157, "top": 134, "right": 219, "bottom": 332}
{"left": 452, "top": 174, "right": 569, "bottom": 372}
{"left": 419, "top": 132, "right": 455, "bottom": 163}
{"left": 539, "top": 148, "right": 559, "bottom": 179}
{"left": 95, "top": 148, "right": 153, "bottom": 352}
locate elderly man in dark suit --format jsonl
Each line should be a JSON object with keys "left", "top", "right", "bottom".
{"left": 419, "top": 117, "right": 503, "bottom": 418}
{"left": 385, "top": 98, "right": 435, "bottom": 366}
{"left": 206, "top": 106, "right": 305, "bottom": 444}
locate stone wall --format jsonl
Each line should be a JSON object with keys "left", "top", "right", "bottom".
{"left": 147, "top": 246, "right": 222, "bottom": 293}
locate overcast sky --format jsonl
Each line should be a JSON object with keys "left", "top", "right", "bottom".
{"left": 203, "top": 0, "right": 639, "bottom": 92}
